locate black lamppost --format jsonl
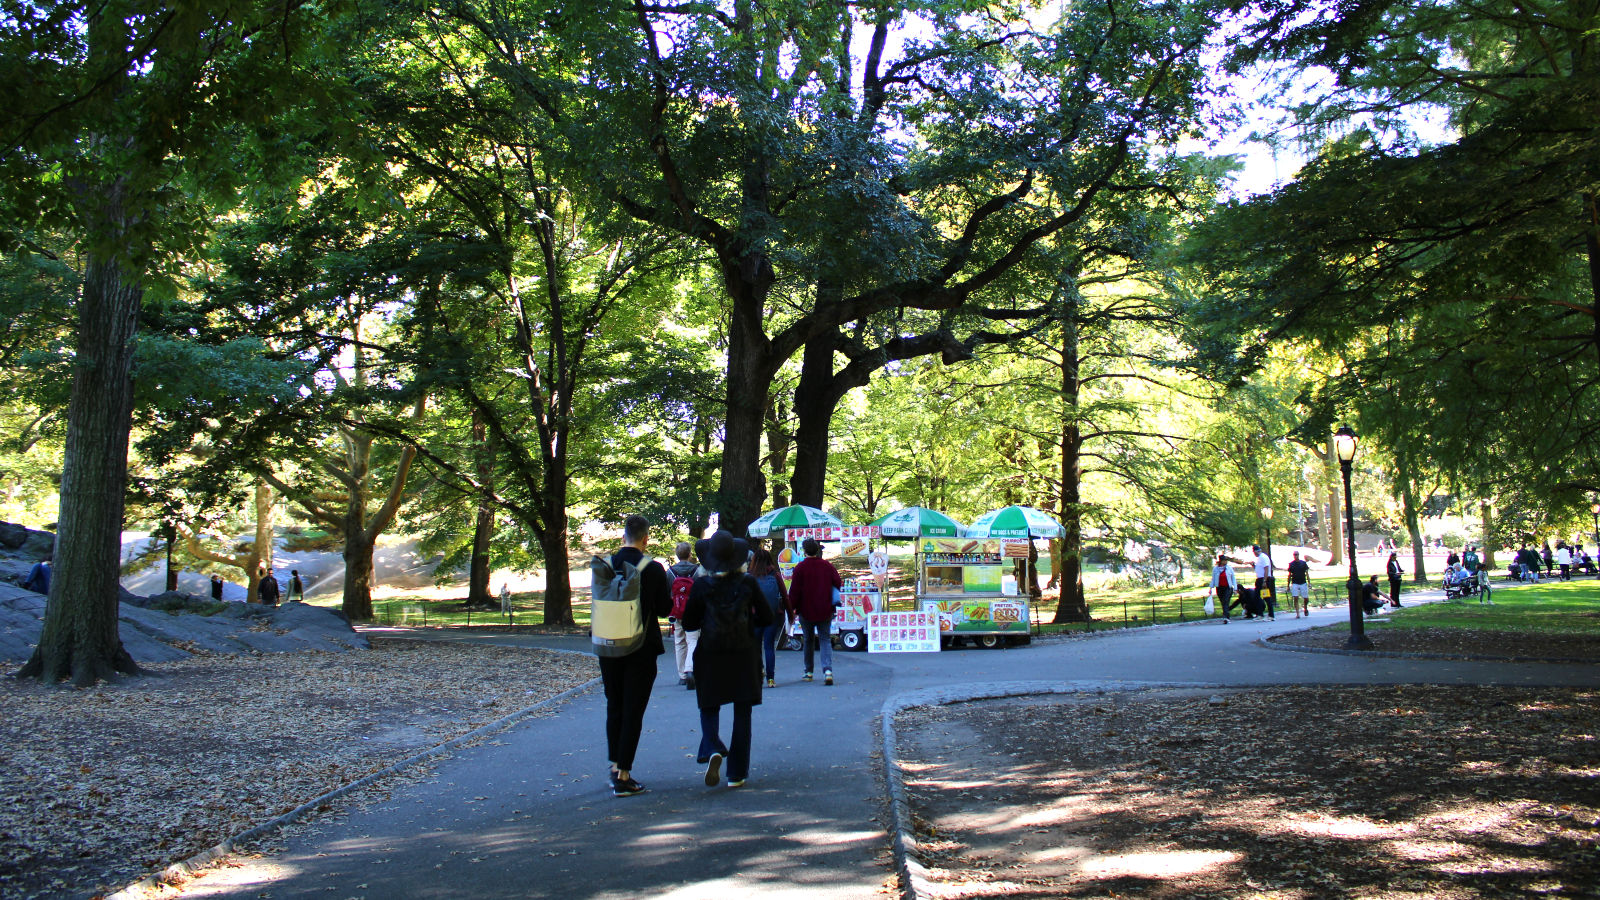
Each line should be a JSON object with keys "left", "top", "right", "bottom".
{"left": 1335, "top": 426, "right": 1372, "bottom": 650}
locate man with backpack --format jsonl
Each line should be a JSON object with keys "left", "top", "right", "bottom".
{"left": 593, "top": 514, "right": 672, "bottom": 797}
{"left": 683, "top": 530, "right": 771, "bottom": 788}
{"left": 665, "top": 542, "right": 700, "bottom": 689}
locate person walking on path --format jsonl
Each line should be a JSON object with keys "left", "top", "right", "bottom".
{"left": 1386, "top": 551, "right": 1404, "bottom": 607}
{"left": 788, "top": 537, "right": 842, "bottom": 685}
{"left": 1252, "top": 544, "right": 1276, "bottom": 620}
{"left": 684, "top": 530, "right": 772, "bottom": 788}
{"left": 1555, "top": 542, "right": 1573, "bottom": 581}
{"left": 665, "top": 542, "right": 700, "bottom": 689}
{"left": 288, "top": 569, "right": 306, "bottom": 603}
{"left": 1542, "top": 542, "right": 1555, "bottom": 577}
{"left": 258, "top": 568, "right": 281, "bottom": 606}
{"left": 1286, "top": 551, "right": 1311, "bottom": 617}
{"left": 748, "top": 547, "right": 789, "bottom": 688}
{"left": 210, "top": 573, "right": 225, "bottom": 601}
{"left": 599, "top": 514, "right": 672, "bottom": 797}
{"left": 1209, "top": 554, "right": 1239, "bottom": 623}
{"left": 21, "top": 555, "right": 51, "bottom": 595}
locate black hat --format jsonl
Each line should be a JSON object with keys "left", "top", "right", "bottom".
{"left": 695, "top": 530, "right": 750, "bottom": 575}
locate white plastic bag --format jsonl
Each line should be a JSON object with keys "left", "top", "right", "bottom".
{"left": 1204, "top": 595, "right": 1215, "bottom": 615}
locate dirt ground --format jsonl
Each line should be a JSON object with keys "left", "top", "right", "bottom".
{"left": 1268, "top": 623, "right": 1600, "bottom": 661}
{"left": 895, "top": 682, "right": 1600, "bottom": 899}
{"left": 0, "top": 640, "right": 595, "bottom": 900}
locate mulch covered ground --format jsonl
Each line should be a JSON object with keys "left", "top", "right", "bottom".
{"left": 1268, "top": 623, "right": 1600, "bottom": 661}
{"left": 0, "top": 639, "right": 595, "bottom": 900}
{"left": 896, "top": 679, "right": 1600, "bottom": 899}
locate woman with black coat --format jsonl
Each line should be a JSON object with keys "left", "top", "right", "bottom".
{"left": 683, "top": 530, "right": 773, "bottom": 788}
{"left": 1386, "top": 552, "right": 1404, "bottom": 607}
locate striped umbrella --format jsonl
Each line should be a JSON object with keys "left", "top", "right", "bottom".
{"left": 745, "top": 504, "right": 844, "bottom": 539}
{"left": 964, "top": 505, "right": 1065, "bottom": 539}
{"left": 869, "top": 506, "right": 966, "bottom": 539}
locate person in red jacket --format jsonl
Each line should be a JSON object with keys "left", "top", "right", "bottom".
{"left": 787, "top": 537, "right": 842, "bottom": 685}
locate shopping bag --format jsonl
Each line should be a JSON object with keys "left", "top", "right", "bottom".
{"left": 1204, "top": 595, "right": 1215, "bottom": 615}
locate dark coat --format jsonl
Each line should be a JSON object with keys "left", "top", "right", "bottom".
{"left": 683, "top": 572, "right": 772, "bottom": 709}
{"left": 788, "top": 555, "right": 842, "bottom": 622}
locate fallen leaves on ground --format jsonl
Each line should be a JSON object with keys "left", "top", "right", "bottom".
{"left": 0, "top": 639, "right": 594, "bottom": 900}
{"left": 897, "top": 685, "right": 1600, "bottom": 898}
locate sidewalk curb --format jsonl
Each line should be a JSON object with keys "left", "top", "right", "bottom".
{"left": 106, "top": 647, "right": 599, "bottom": 900}
{"left": 879, "top": 679, "right": 1227, "bottom": 900}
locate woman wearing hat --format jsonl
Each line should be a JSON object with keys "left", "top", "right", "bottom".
{"left": 683, "top": 530, "right": 772, "bottom": 788}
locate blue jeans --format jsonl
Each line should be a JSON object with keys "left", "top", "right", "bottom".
{"left": 759, "top": 619, "right": 783, "bottom": 680}
{"left": 800, "top": 618, "right": 833, "bottom": 674}
{"left": 698, "top": 704, "right": 753, "bottom": 781}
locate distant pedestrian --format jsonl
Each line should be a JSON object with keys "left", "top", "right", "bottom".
{"left": 210, "top": 573, "right": 225, "bottom": 601}
{"left": 748, "top": 547, "right": 789, "bottom": 688}
{"left": 1462, "top": 545, "right": 1481, "bottom": 575}
{"left": 684, "top": 530, "right": 771, "bottom": 789}
{"left": 21, "top": 555, "right": 51, "bottom": 594}
{"left": 1286, "top": 551, "right": 1311, "bottom": 617}
{"left": 1446, "top": 548, "right": 1460, "bottom": 568}
{"left": 1385, "top": 551, "right": 1403, "bottom": 607}
{"left": 1542, "top": 542, "right": 1555, "bottom": 576}
{"left": 665, "top": 542, "right": 700, "bottom": 689}
{"left": 257, "top": 568, "right": 281, "bottom": 605}
{"left": 1555, "top": 542, "right": 1573, "bottom": 581}
{"left": 1252, "top": 544, "right": 1276, "bottom": 620}
{"left": 288, "top": 569, "right": 305, "bottom": 602}
{"left": 788, "top": 537, "right": 842, "bottom": 685}
{"left": 1208, "top": 554, "right": 1239, "bottom": 623}
{"left": 598, "top": 514, "right": 672, "bottom": 797}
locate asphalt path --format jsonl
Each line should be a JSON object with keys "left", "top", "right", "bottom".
{"left": 176, "top": 595, "right": 1599, "bottom": 899}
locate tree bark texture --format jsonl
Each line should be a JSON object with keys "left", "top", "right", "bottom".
{"left": 1395, "top": 448, "right": 1427, "bottom": 582}
{"left": 1324, "top": 437, "right": 1344, "bottom": 565}
{"left": 467, "top": 407, "right": 495, "bottom": 607}
{"left": 764, "top": 398, "right": 791, "bottom": 511}
{"left": 1481, "top": 502, "right": 1497, "bottom": 568}
{"left": 1053, "top": 307, "right": 1090, "bottom": 623}
{"left": 18, "top": 252, "right": 142, "bottom": 684}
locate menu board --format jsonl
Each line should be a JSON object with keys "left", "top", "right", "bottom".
{"left": 867, "top": 611, "right": 940, "bottom": 653}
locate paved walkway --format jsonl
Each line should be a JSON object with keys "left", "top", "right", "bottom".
{"left": 177, "top": 597, "right": 1599, "bottom": 899}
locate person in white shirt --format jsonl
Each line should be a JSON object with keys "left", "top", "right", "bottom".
{"left": 1209, "top": 555, "right": 1240, "bottom": 623}
{"left": 1251, "top": 545, "right": 1276, "bottom": 620}
{"left": 1555, "top": 543, "right": 1574, "bottom": 581}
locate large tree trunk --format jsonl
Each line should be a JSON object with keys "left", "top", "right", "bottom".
{"left": 720, "top": 329, "right": 771, "bottom": 537}
{"left": 1395, "top": 449, "right": 1427, "bottom": 582}
{"left": 1052, "top": 306, "right": 1089, "bottom": 623}
{"left": 466, "top": 407, "right": 495, "bottom": 607}
{"left": 1324, "top": 437, "right": 1344, "bottom": 565}
{"left": 249, "top": 477, "right": 275, "bottom": 602}
{"left": 764, "top": 398, "right": 790, "bottom": 510}
{"left": 789, "top": 331, "right": 843, "bottom": 507}
{"left": 1480, "top": 501, "right": 1496, "bottom": 568}
{"left": 18, "top": 251, "right": 142, "bottom": 684}
{"left": 536, "top": 510, "right": 573, "bottom": 625}
{"left": 340, "top": 427, "right": 375, "bottom": 620}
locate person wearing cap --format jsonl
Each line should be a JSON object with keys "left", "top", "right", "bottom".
{"left": 787, "top": 537, "right": 842, "bottom": 685}
{"left": 682, "top": 530, "right": 771, "bottom": 788}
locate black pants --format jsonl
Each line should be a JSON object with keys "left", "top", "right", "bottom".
{"left": 599, "top": 652, "right": 658, "bottom": 772}
{"left": 1389, "top": 575, "right": 1402, "bottom": 605}
{"left": 1216, "top": 585, "right": 1236, "bottom": 617}
{"left": 1560, "top": 564, "right": 1571, "bottom": 581}
{"left": 1255, "top": 577, "right": 1276, "bottom": 617}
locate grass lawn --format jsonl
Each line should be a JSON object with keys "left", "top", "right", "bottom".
{"left": 1380, "top": 578, "right": 1600, "bottom": 636}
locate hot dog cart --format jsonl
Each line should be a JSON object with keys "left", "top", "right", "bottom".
{"left": 915, "top": 537, "right": 1033, "bottom": 648}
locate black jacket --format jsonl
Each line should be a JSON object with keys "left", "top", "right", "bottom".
{"left": 684, "top": 572, "right": 773, "bottom": 708}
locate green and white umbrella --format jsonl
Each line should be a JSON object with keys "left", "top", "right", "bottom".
{"left": 964, "top": 505, "right": 1065, "bottom": 540}
{"left": 745, "top": 504, "right": 844, "bottom": 539}
{"left": 869, "top": 506, "right": 965, "bottom": 539}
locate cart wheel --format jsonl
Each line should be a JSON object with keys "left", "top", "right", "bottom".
{"left": 840, "top": 629, "right": 865, "bottom": 652}
{"left": 783, "top": 633, "right": 805, "bottom": 652}
{"left": 977, "top": 634, "right": 1002, "bottom": 650}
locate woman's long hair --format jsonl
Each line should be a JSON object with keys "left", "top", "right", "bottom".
{"left": 749, "top": 547, "right": 778, "bottom": 579}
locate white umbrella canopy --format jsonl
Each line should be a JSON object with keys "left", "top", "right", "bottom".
{"left": 964, "top": 505, "right": 1065, "bottom": 540}
{"left": 745, "top": 504, "right": 844, "bottom": 538}
{"left": 869, "top": 506, "right": 965, "bottom": 539}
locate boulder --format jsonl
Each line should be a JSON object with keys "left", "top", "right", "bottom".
{"left": 0, "top": 521, "right": 28, "bottom": 550}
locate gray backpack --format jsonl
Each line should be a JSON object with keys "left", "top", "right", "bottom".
{"left": 590, "top": 554, "right": 652, "bottom": 657}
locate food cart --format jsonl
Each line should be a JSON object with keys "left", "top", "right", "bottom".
{"left": 778, "top": 525, "right": 882, "bottom": 651}
{"left": 915, "top": 537, "right": 1033, "bottom": 648}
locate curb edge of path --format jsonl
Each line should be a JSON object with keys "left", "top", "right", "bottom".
{"left": 106, "top": 647, "right": 600, "bottom": 900}
{"left": 879, "top": 679, "right": 1228, "bottom": 900}
{"left": 1254, "top": 629, "right": 1600, "bottom": 665}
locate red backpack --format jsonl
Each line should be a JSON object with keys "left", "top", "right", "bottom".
{"left": 669, "top": 571, "right": 694, "bottom": 619}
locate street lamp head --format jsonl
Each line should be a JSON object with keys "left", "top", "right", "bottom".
{"left": 1591, "top": 501, "right": 1599, "bottom": 516}
{"left": 1260, "top": 506, "right": 1273, "bottom": 520}
{"left": 1333, "top": 425, "right": 1357, "bottom": 462}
